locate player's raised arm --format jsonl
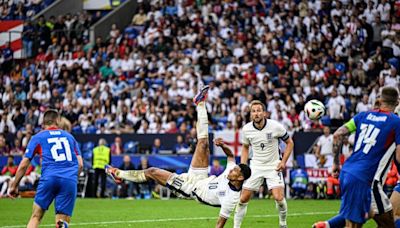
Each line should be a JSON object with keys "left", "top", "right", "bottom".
{"left": 332, "top": 118, "right": 356, "bottom": 176}
{"left": 240, "top": 144, "right": 249, "bottom": 164}
{"left": 214, "top": 138, "right": 235, "bottom": 162}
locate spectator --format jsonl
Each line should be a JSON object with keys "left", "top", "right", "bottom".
{"left": 110, "top": 136, "right": 123, "bottom": 155}
{"left": 173, "top": 135, "right": 189, "bottom": 154}
{"left": 131, "top": 8, "right": 147, "bottom": 26}
{"left": 315, "top": 127, "right": 334, "bottom": 166}
{"left": 355, "top": 94, "right": 372, "bottom": 113}
{"left": 116, "top": 155, "right": 136, "bottom": 199}
{"left": 136, "top": 156, "right": 153, "bottom": 199}
{"left": 1, "top": 42, "right": 13, "bottom": 73}
{"left": 0, "top": 155, "right": 17, "bottom": 197}
{"left": 0, "top": 134, "right": 10, "bottom": 156}
{"left": 209, "top": 159, "right": 224, "bottom": 176}
{"left": 10, "top": 138, "right": 24, "bottom": 156}
{"left": 187, "top": 128, "right": 197, "bottom": 154}
{"left": 326, "top": 89, "right": 345, "bottom": 128}
{"left": 22, "top": 21, "right": 35, "bottom": 58}
{"left": 151, "top": 138, "right": 163, "bottom": 154}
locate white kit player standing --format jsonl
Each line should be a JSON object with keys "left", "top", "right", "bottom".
{"left": 234, "top": 100, "right": 294, "bottom": 228}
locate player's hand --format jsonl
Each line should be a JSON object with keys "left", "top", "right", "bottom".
{"left": 213, "top": 138, "right": 225, "bottom": 147}
{"left": 332, "top": 164, "right": 340, "bottom": 178}
{"left": 7, "top": 185, "right": 18, "bottom": 199}
{"left": 276, "top": 161, "right": 286, "bottom": 171}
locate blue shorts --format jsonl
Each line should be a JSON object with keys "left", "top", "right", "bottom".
{"left": 339, "top": 171, "right": 371, "bottom": 224}
{"left": 35, "top": 177, "right": 77, "bottom": 216}
{"left": 394, "top": 182, "right": 400, "bottom": 193}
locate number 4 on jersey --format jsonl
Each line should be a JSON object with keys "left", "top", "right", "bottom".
{"left": 48, "top": 137, "right": 73, "bottom": 161}
{"left": 354, "top": 124, "right": 381, "bottom": 154}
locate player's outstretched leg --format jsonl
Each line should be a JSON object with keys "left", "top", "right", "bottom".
{"left": 190, "top": 85, "right": 210, "bottom": 169}
{"left": 106, "top": 165, "right": 173, "bottom": 186}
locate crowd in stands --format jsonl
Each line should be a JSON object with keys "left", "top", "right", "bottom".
{"left": 0, "top": 0, "right": 55, "bottom": 20}
{"left": 0, "top": 0, "right": 399, "bottom": 160}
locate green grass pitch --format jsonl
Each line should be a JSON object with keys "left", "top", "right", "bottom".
{"left": 0, "top": 199, "right": 376, "bottom": 227}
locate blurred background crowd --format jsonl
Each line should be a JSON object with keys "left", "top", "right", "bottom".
{"left": 0, "top": 0, "right": 399, "bottom": 199}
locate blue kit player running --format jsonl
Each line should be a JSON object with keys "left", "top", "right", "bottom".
{"left": 8, "top": 110, "right": 83, "bottom": 228}
{"left": 318, "top": 87, "right": 400, "bottom": 228}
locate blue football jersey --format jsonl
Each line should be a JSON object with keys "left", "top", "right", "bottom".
{"left": 343, "top": 110, "right": 400, "bottom": 184}
{"left": 24, "top": 128, "right": 81, "bottom": 181}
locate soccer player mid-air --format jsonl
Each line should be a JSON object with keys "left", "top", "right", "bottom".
{"left": 106, "top": 86, "right": 251, "bottom": 227}
{"left": 8, "top": 110, "right": 83, "bottom": 228}
{"left": 234, "top": 100, "right": 294, "bottom": 228}
{"left": 314, "top": 86, "right": 400, "bottom": 228}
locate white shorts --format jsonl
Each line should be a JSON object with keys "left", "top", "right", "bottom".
{"left": 243, "top": 167, "right": 284, "bottom": 191}
{"left": 371, "top": 180, "right": 392, "bottom": 214}
{"left": 166, "top": 167, "right": 209, "bottom": 199}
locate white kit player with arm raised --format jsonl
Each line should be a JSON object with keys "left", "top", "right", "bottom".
{"left": 234, "top": 100, "right": 294, "bottom": 228}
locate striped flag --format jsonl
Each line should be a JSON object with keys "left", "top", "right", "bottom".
{"left": 0, "top": 20, "right": 23, "bottom": 59}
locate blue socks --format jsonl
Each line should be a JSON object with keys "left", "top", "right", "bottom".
{"left": 395, "top": 219, "right": 400, "bottom": 228}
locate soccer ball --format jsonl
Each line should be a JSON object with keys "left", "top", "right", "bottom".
{"left": 304, "top": 99, "right": 325, "bottom": 120}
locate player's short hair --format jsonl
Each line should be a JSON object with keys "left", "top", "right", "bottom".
{"left": 43, "top": 109, "right": 60, "bottom": 126}
{"left": 249, "top": 100, "right": 266, "bottom": 111}
{"left": 238, "top": 164, "right": 251, "bottom": 181}
{"left": 381, "top": 87, "right": 399, "bottom": 107}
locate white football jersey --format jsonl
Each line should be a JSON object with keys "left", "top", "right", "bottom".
{"left": 242, "top": 119, "right": 289, "bottom": 168}
{"left": 193, "top": 161, "right": 240, "bottom": 218}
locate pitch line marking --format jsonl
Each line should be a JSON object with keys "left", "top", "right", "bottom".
{"left": 0, "top": 211, "right": 337, "bottom": 227}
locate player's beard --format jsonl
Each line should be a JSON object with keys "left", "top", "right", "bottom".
{"left": 253, "top": 116, "right": 263, "bottom": 124}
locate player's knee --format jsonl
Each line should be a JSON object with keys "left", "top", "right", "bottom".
{"left": 31, "top": 211, "right": 44, "bottom": 221}
{"left": 145, "top": 167, "right": 159, "bottom": 176}
{"left": 275, "top": 195, "right": 284, "bottom": 202}
{"left": 240, "top": 192, "right": 252, "bottom": 203}
{"left": 198, "top": 139, "right": 209, "bottom": 150}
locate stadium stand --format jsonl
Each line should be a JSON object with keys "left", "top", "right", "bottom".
{"left": 0, "top": 0, "right": 399, "bottom": 198}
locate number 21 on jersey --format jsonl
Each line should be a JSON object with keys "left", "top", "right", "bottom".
{"left": 354, "top": 124, "right": 381, "bottom": 154}
{"left": 48, "top": 137, "right": 73, "bottom": 161}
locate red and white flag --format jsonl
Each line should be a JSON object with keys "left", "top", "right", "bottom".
{"left": 0, "top": 20, "right": 23, "bottom": 59}
{"left": 213, "top": 129, "right": 243, "bottom": 156}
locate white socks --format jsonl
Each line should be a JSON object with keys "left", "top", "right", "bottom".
{"left": 196, "top": 102, "right": 208, "bottom": 139}
{"left": 117, "top": 170, "right": 147, "bottom": 183}
{"left": 234, "top": 203, "right": 248, "bottom": 228}
{"left": 276, "top": 199, "right": 287, "bottom": 226}
{"left": 234, "top": 199, "right": 287, "bottom": 227}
